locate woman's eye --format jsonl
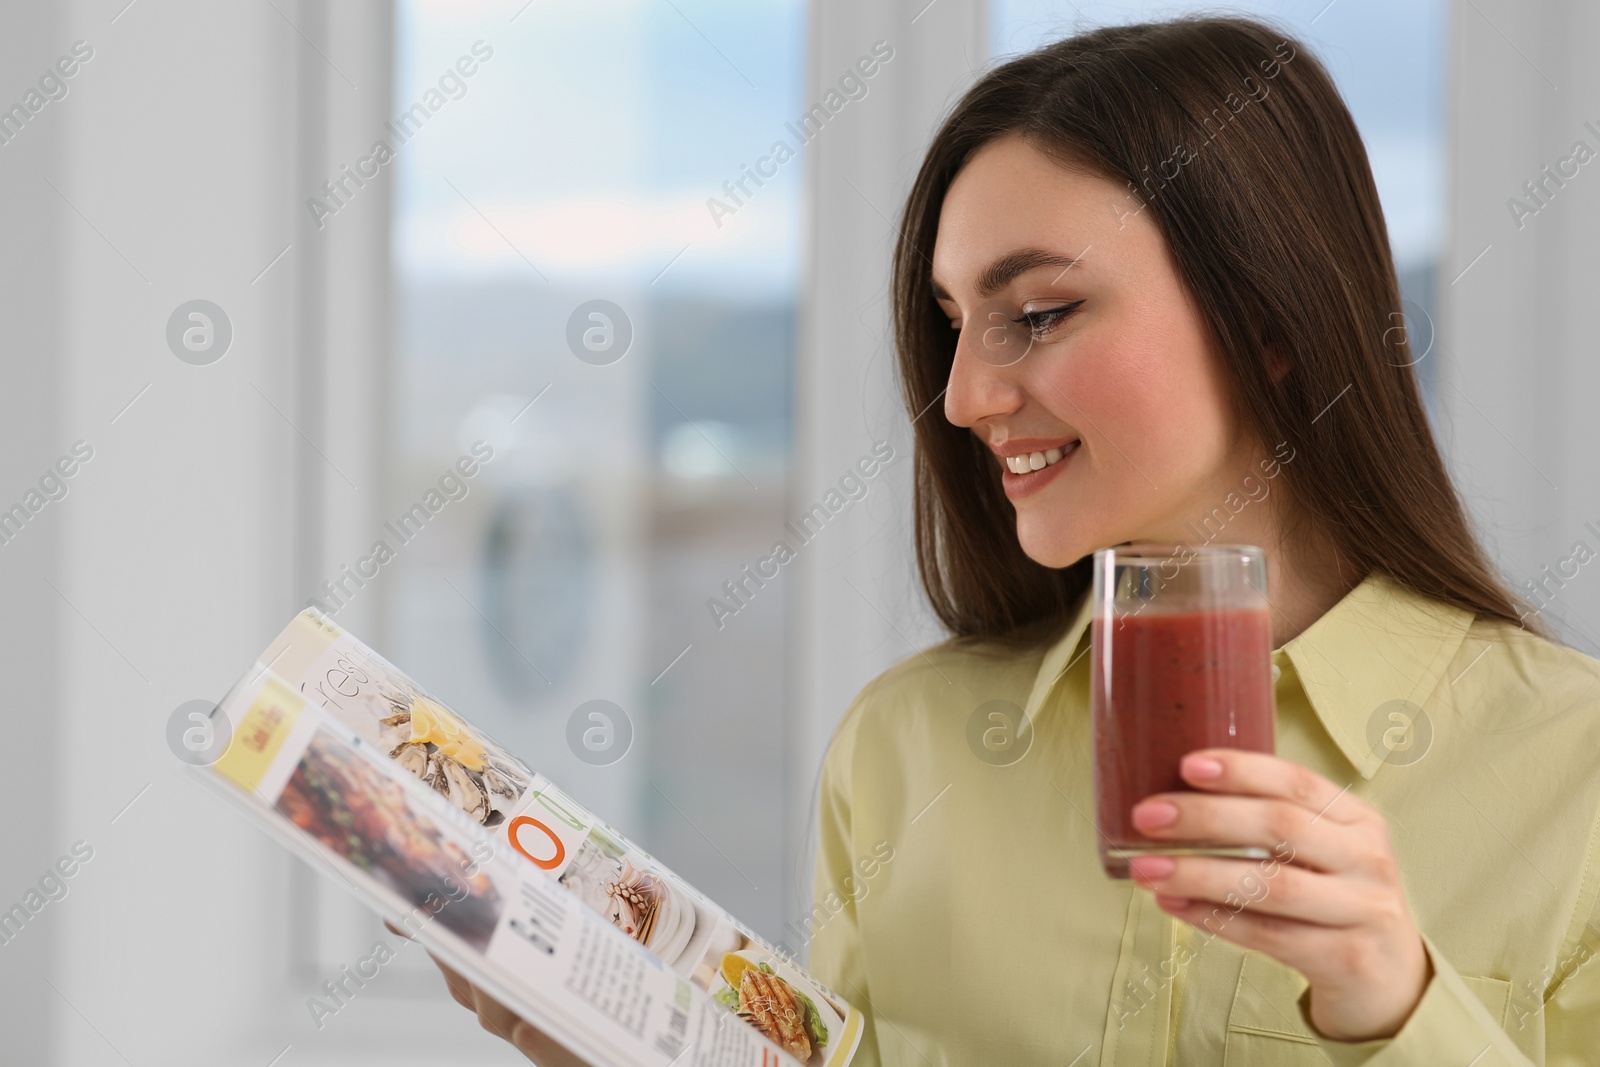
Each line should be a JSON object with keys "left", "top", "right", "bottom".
{"left": 1013, "top": 300, "right": 1085, "bottom": 339}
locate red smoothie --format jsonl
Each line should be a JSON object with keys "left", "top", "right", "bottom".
{"left": 1091, "top": 605, "right": 1274, "bottom": 877}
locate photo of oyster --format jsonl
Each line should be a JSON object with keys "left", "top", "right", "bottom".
{"left": 432, "top": 751, "right": 490, "bottom": 823}
{"left": 375, "top": 694, "right": 530, "bottom": 826}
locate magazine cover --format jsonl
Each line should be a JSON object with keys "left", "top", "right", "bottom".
{"left": 197, "top": 609, "right": 862, "bottom": 1067}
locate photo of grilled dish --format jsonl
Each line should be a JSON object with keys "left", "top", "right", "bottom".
{"left": 736, "top": 964, "right": 812, "bottom": 1059}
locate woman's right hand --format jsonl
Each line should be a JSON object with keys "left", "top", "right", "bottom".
{"left": 430, "top": 954, "right": 588, "bottom": 1066}
{"left": 384, "top": 920, "right": 586, "bottom": 1065}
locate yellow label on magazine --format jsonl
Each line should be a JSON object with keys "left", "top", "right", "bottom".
{"left": 215, "top": 676, "right": 304, "bottom": 791}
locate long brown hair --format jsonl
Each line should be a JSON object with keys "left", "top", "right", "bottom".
{"left": 893, "top": 15, "right": 1538, "bottom": 642}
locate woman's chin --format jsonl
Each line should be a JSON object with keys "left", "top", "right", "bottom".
{"left": 1015, "top": 523, "right": 1094, "bottom": 570}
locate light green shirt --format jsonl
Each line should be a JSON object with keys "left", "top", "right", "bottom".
{"left": 810, "top": 572, "right": 1600, "bottom": 1065}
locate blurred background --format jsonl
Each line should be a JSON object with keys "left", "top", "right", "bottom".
{"left": 0, "top": 0, "right": 1593, "bottom": 1063}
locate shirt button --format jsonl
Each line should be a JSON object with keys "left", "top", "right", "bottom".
{"left": 1271, "top": 662, "right": 1282, "bottom": 683}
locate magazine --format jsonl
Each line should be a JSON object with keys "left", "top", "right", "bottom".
{"left": 196, "top": 608, "right": 862, "bottom": 1067}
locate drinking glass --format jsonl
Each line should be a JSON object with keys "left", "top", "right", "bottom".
{"left": 1091, "top": 543, "right": 1276, "bottom": 877}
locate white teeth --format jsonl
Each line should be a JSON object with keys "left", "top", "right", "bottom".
{"left": 1004, "top": 443, "right": 1075, "bottom": 474}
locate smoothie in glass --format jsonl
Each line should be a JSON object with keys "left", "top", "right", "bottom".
{"left": 1090, "top": 545, "right": 1275, "bottom": 877}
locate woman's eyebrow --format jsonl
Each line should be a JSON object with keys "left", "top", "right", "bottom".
{"left": 930, "top": 247, "right": 1086, "bottom": 301}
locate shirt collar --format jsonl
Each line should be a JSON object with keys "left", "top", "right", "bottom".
{"left": 1023, "top": 570, "right": 1475, "bottom": 781}
{"left": 1022, "top": 587, "right": 1095, "bottom": 726}
{"left": 1280, "top": 571, "right": 1473, "bottom": 779}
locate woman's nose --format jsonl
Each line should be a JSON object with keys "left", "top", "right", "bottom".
{"left": 944, "top": 326, "right": 1024, "bottom": 429}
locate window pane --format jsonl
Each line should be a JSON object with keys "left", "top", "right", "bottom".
{"left": 386, "top": 0, "right": 805, "bottom": 951}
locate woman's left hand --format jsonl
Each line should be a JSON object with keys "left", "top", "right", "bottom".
{"left": 1126, "top": 749, "right": 1431, "bottom": 1042}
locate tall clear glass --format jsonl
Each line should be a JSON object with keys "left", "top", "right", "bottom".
{"left": 1091, "top": 544, "right": 1276, "bottom": 878}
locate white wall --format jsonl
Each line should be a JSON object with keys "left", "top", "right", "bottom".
{"left": 0, "top": 2, "right": 524, "bottom": 1062}
{"left": 1442, "top": 0, "right": 1600, "bottom": 651}
{"left": 0, "top": 4, "right": 69, "bottom": 1062}
{"left": 1, "top": 1, "right": 304, "bottom": 1061}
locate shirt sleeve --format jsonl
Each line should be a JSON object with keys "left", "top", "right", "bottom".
{"left": 1300, "top": 935, "right": 1534, "bottom": 1066}
{"left": 807, "top": 691, "right": 883, "bottom": 1067}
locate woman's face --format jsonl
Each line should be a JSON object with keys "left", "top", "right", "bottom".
{"left": 934, "top": 135, "right": 1264, "bottom": 568}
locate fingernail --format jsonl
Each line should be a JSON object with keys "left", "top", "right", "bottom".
{"left": 1183, "top": 755, "right": 1224, "bottom": 779}
{"left": 1129, "top": 855, "right": 1175, "bottom": 880}
{"left": 1154, "top": 894, "right": 1191, "bottom": 910}
{"left": 1132, "top": 801, "right": 1179, "bottom": 829}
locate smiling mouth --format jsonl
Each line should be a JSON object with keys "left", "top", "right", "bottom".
{"left": 1002, "top": 441, "right": 1079, "bottom": 474}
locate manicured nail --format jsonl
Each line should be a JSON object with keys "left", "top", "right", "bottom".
{"left": 1154, "top": 894, "right": 1191, "bottom": 910}
{"left": 1132, "top": 801, "right": 1179, "bottom": 829}
{"left": 1129, "top": 855, "right": 1175, "bottom": 880}
{"left": 1183, "top": 755, "right": 1224, "bottom": 779}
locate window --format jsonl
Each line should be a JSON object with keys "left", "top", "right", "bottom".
{"left": 382, "top": 0, "right": 808, "bottom": 962}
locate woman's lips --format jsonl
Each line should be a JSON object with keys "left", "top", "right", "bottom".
{"left": 1000, "top": 440, "right": 1079, "bottom": 499}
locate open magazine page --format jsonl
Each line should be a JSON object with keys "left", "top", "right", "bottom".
{"left": 205, "top": 666, "right": 806, "bottom": 1067}
{"left": 224, "top": 609, "right": 863, "bottom": 1066}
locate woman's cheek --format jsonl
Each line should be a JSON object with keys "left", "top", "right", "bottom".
{"left": 1093, "top": 333, "right": 1226, "bottom": 481}
{"left": 1042, "top": 339, "right": 1220, "bottom": 541}
{"left": 1040, "top": 344, "right": 1152, "bottom": 463}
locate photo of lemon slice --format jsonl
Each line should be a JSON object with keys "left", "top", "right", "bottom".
{"left": 408, "top": 697, "right": 487, "bottom": 771}
{"left": 720, "top": 951, "right": 755, "bottom": 989}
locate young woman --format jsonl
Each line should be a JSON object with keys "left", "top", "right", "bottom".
{"left": 434, "top": 16, "right": 1600, "bottom": 1065}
